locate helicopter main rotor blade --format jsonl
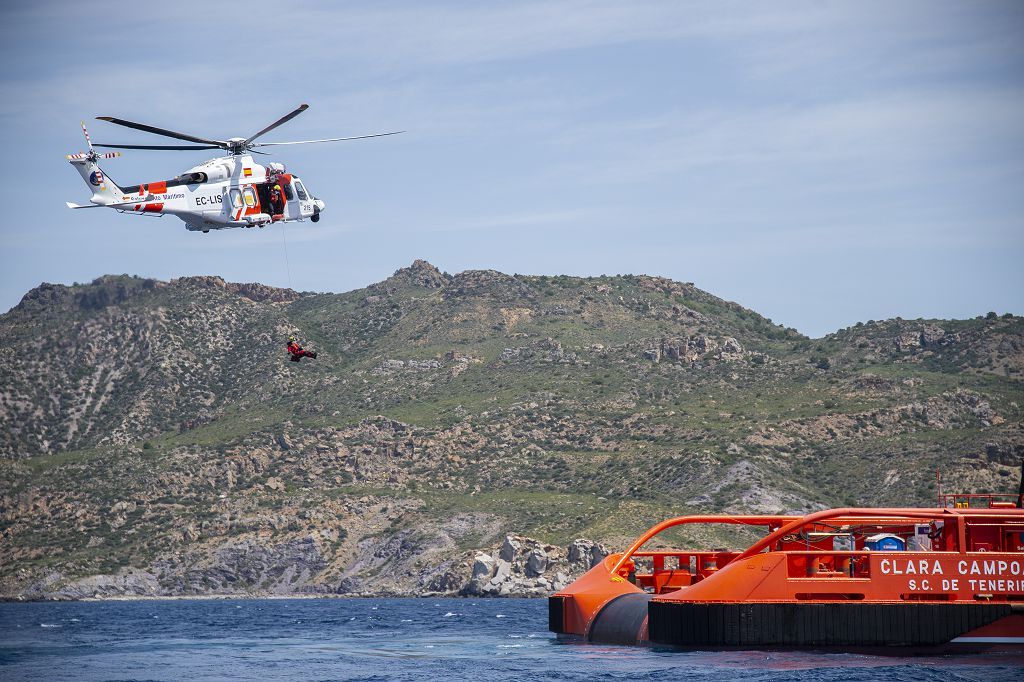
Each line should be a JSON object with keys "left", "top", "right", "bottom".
{"left": 96, "top": 116, "right": 225, "bottom": 147}
{"left": 243, "top": 104, "right": 309, "bottom": 146}
{"left": 253, "top": 131, "right": 405, "bottom": 146}
{"left": 95, "top": 143, "right": 223, "bottom": 151}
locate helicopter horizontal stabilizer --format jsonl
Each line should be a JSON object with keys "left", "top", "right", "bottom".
{"left": 66, "top": 196, "right": 161, "bottom": 210}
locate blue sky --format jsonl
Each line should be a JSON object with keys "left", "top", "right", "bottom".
{"left": 1, "top": 1, "right": 1021, "bottom": 337}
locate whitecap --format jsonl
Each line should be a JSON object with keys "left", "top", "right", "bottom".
{"left": 40, "top": 624, "right": 60, "bottom": 628}
{"left": 69, "top": 618, "right": 80, "bottom": 622}
{"left": 424, "top": 645, "right": 435, "bottom": 649}
{"left": 443, "top": 612, "right": 458, "bottom": 617}
{"left": 496, "top": 614, "right": 507, "bottom": 618}
{"left": 400, "top": 619, "right": 412, "bottom": 623}
{"left": 497, "top": 644, "right": 524, "bottom": 649}
{"left": 349, "top": 617, "right": 356, "bottom": 621}
{"left": 371, "top": 607, "right": 378, "bottom": 610}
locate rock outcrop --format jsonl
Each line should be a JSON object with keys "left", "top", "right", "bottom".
{"left": 462, "top": 535, "right": 608, "bottom": 597}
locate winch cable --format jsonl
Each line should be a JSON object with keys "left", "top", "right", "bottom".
{"left": 280, "top": 221, "right": 293, "bottom": 289}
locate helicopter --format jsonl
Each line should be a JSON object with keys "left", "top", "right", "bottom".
{"left": 66, "top": 104, "right": 401, "bottom": 233}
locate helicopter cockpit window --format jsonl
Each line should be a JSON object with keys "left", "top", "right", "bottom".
{"left": 282, "top": 182, "right": 296, "bottom": 202}
{"left": 229, "top": 189, "right": 242, "bottom": 208}
{"left": 242, "top": 186, "right": 257, "bottom": 208}
{"left": 294, "top": 179, "right": 309, "bottom": 201}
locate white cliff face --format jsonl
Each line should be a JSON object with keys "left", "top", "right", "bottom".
{"left": 31, "top": 536, "right": 609, "bottom": 600}
{"left": 462, "top": 535, "right": 609, "bottom": 597}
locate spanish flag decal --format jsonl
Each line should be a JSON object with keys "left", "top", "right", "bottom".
{"left": 243, "top": 167, "right": 252, "bottom": 178}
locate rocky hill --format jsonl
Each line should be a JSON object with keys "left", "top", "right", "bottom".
{"left": 1, "top": 261, "right": 1021, "bottom": 599}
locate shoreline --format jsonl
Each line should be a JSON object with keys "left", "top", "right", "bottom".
{"left": 0, "top": 592, "right": 546, "bottom": 604}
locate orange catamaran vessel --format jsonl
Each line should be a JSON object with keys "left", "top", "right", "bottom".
{"left": 550, "top": 486, "right": 1024, "bottom": 653}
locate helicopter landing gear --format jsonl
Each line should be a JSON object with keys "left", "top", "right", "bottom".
{"left": 202, "top": 229, "right": 209, "bottom": 233}
{"left": 311, "top": 207, "right": 320, "bottom": 223}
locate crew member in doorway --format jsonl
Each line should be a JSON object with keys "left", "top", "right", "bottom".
{"left": 270, "top": 182, "right": 285, "bottom": 218}
{"left": 286, "top": 335, "right": 317, "bottom": 362}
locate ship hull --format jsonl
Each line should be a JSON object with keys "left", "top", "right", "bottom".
{"left": 647, "top": 601, "right": 1024, "bottom": 653}
{"left": 550, "top": 595, "right": 1024, "bottom": 653}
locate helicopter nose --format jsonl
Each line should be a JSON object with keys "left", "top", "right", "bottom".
{"left": 311, "top": 198, "right": 325, "bottom": 223}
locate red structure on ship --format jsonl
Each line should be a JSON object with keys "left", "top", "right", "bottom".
{"left": 550, "top": 483, "right": 1024, "bottom": 653}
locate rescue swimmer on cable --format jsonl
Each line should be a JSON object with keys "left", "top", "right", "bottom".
{"left": 286, "top": 335, "right": 318, "bottom": 363}
{"left": 66, "top": 104, "right": 402, "bottom": 233}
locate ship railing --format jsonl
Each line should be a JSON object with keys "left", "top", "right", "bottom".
{"left": 626, "top": 550, "right": 875, "bottom": 593}
{"left": 625, "top": 550, "right": 741, "bottom": 593}
{"left": 609, "top": 515, "right": 801, "bottom": 582}
{"left": 734, "top": 507, "right": 1024, "bottom": 563}
{"left": 940, "top": 492, "right": 1021, "bottom": 509}
{"left": 610, "top": 507, "right": 1024, "bottom": 583}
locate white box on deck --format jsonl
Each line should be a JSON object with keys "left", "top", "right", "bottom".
{"left": 908, "top": 523, "right": 932, "bottom": 551}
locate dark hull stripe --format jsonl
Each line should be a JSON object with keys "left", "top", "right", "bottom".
{"left": 649, "top": 602, "right": 1013, "bottom": 648}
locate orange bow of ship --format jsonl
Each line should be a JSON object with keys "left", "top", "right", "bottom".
{"left": 550, "top": 490, "right": 1024, "bottom": 653}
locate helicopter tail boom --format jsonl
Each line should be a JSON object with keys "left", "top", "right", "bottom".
{"left": 68, "top": 155, "right": 126, "bottom": 205}
{"left": 67, "top": 120, "right": 126, "bottom": 206}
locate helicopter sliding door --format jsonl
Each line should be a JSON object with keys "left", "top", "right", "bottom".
{"left": 277, "top": 177, "right": 314, "bottom": 221}
{"left": 291, "top": 178, "right": 315, "bottom": 220}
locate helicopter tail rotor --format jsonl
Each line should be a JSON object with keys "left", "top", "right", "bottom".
{"left": 67, "top": 122, "right": 122, "bottom": 162}
{"left": 67, "top": 121, "right": 125, "bottom": 203}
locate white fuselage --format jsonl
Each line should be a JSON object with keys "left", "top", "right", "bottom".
{"left": 69, "top": 153, "right": 324, "bottom": 232}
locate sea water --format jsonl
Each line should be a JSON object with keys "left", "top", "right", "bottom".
{"left": 0, "top": 598, "right": 1020, "bottom": 681}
